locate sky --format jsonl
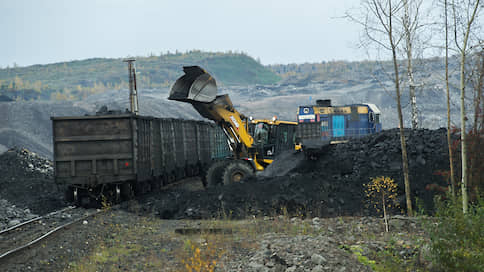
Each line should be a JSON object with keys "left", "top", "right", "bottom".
{"left": 2, "top": 0, "right": 368, "bottom": 67}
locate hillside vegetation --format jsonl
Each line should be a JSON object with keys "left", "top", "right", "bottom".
{"left": 268, "top": 56, "right": 460, "bottom": 86}
{"left": 0, "top": 51, "right": 280, "bottom": 101}
{"left": 0, "top": 50, "right": 462, "bottom": 103}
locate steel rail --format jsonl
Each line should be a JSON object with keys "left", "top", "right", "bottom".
{"left": 0, "top": 206, "right": 76, "bottom": 235}
{"left": 0, "top": 207, "right": 110, "bottom": 260}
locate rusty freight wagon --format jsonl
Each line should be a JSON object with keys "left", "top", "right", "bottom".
{"left": 51, "top": 114, "right": 230, "bottom": 205}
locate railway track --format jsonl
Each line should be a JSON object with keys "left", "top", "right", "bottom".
{"left": 0, "top": 206, "right": 105, "bottom": 260}
{"left": 0, "top": 177, "right": 197, "bottom": 261}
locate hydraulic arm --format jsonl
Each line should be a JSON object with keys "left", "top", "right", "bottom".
{"left": 169, "top": 66, "right": 256, "bottom": 159}
{"left": 168, "top": 66, "right": 296, "bottom": 186}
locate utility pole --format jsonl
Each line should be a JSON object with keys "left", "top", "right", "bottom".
{"left": 124, "top": 58, "right": 139, "bottom": 115}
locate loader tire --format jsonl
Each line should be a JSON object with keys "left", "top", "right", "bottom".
{"left": 222, "top": 161, "right": 254, "bottom": 185}
{"left": 204, "top": 160, "right": 229, "bottom": 188}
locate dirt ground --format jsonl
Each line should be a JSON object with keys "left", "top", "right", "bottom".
{"left": 1, "top": 204, "right": 430, "bottom": 272}
{"left": 0, "top": 128, "right": 451, "bottom": 271}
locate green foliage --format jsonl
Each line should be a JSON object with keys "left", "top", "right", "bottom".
{"left": 414, "top": 196, "right": 426, "bottom": 216}
{"left": 429, "top": 195, "right": 484, "bottom": 271}
{"left": 0, "top": 51, "right": 280, "bottom": 101}
{"left": 269, "top": 56, "right": 458, "bottom": 85}
{"left": 342, "top": 237, "right": 423, "bottom": 272}
{"left": 347, "top": 245, "right": 378, "bottom": 270}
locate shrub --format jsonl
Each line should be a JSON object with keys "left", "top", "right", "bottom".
{"left": 429, "top": 195, "right": 484, "bottom": 271}
{"left": 365, "top": 176, "right": 400, "bottom": 232}
{"left": 182, "top": 239, "right": 222, "bottom": 272}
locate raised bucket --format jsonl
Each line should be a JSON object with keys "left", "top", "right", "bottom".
{"left": 169, "top": 66, "right": 217, "bottom": 103}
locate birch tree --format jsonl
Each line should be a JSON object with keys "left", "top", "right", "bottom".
{"left": 451, "top": 0, "right": 481, "bottom": 213}
{"left": 402, "top": 0, "right": 423, "bottom": 129}
{"left": 348, "top": 0, "right": 413, "bottom": 216}
{"left": 444, "top": 0, "right": 457, "bottom": 198}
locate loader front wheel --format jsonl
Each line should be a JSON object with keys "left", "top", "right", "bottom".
{"left": 204, "top": 160, "right": 229, "bottom": 188}
{"left": 222, "top": 161, "right": 254, "bottom": 185}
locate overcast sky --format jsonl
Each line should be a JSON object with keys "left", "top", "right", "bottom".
{"left": 1, "top": 0, "right": 373, "bottom": 67}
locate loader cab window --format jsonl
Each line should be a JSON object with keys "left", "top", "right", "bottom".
{"left": 282, "top": 131, "right": 288, "bottom": 144}
{"left": 254, "top": 123, "right": 269, "bottom": 145}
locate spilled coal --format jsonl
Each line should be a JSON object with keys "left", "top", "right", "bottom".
{"left": 149, "top": 128, "right": 451, "bottom": 219}
{"left": 0, "top": 148, "right": 64, "bottom": 216}
{"left": 0, "top": 129, "right": 452, "bottom": 220}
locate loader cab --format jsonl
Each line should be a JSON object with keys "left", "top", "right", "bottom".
{"left": 254, "top": 123, "right": 269, "bottom": 145}
{"left": 249, "top": 119, "right": 298, "bottom": 159}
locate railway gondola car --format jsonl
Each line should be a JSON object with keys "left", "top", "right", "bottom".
{"left": 51, "top": 114, "right": 230, "bottom": 205}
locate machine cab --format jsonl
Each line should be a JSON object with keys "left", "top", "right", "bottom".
{"left": 248, "top": 118, "right": 298, "bottom": 159}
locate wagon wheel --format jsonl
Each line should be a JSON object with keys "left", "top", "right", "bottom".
{"left": 121, "top": 182, "right": 134, "bottom": 200}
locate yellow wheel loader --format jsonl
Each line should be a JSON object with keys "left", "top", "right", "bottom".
{"left": 169, "top": 66, "right": 298, "bottom": 187}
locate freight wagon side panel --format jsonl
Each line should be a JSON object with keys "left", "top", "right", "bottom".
{"left": 160, "top": 119, "right": 176, "bottom": 175}
{"left": 211, "top": 126, "right": 231, "bottom": 160}
{"left": 172, "top": 120, "right": 186, "bottom": 173}
{"left": 135, "top": 117, "right": 153, "bottom": 182}
{"left": 183, "top": 121, "right": 198, "bottom": 166}
{"left": 160, "top": 119, "right": 176, "bottom": 176}
{"left": 151, "top": 119, "right": 162, "bottom": 177}
{"left": 197, "top": 122, "right": 212, "bottom": 165}
{"left": 52, "top": 115, "right": 135, "bottom": 186}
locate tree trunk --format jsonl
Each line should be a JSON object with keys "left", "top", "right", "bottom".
{"left": 460, "top": 47, "right": 468, "bottom": 213}
{"left": 479, "top": 51, "right": 484, "bottom": 129}
{"left": 404, "top": 0, "right": 419, "bottom": 129}
{"left": 445, "top": 0, "right": 456, "bottom": 198}
{"left": 456, "top": 0, "right": 480, "bottom": 214}
{"left": 382, "top": 192, "right": 389, "bottom": 232}
{"left": 473, "top": 50, "right": 484, "bottom": 134}
{"left": 469, "top": 50, "right": 484, "bottom": 199}
{"left": 389, "top": 0, "right": 413, "bottom": 216}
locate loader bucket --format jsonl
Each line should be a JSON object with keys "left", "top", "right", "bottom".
{"left": 169, "top": 66, "right": 217, "bottom": 103}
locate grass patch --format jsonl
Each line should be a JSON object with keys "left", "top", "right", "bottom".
{"left": 65, "top": 207, "right": 440, "bottom": 271}
{"left": 428, "top": 196, "right": 484, "bottom": 271}
{"left": 67, "top": 215, "right": 167, "bottom": 271}
{"left": 0, "top": 51, "right": 280, "bottom": 101}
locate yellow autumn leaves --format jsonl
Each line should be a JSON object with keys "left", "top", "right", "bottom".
{"left": 365, "top": 176, "right": 399, "bottom": 213}
{"left": 182, "top": 242, "right": 220, "bottom": 272}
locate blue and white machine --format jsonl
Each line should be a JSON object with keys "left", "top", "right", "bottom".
{"left": 297, "top": 99, "right": 382, "bottom": 140}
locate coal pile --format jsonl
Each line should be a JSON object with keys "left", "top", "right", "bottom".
{"left": 0, "top": 148, "right": 64, "bottom": 215}
{"left": 151, "top": 128, "right": 450, "bottom": 219}
{"left": 0, "top": 199, "right": 38, "bottom": 229}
